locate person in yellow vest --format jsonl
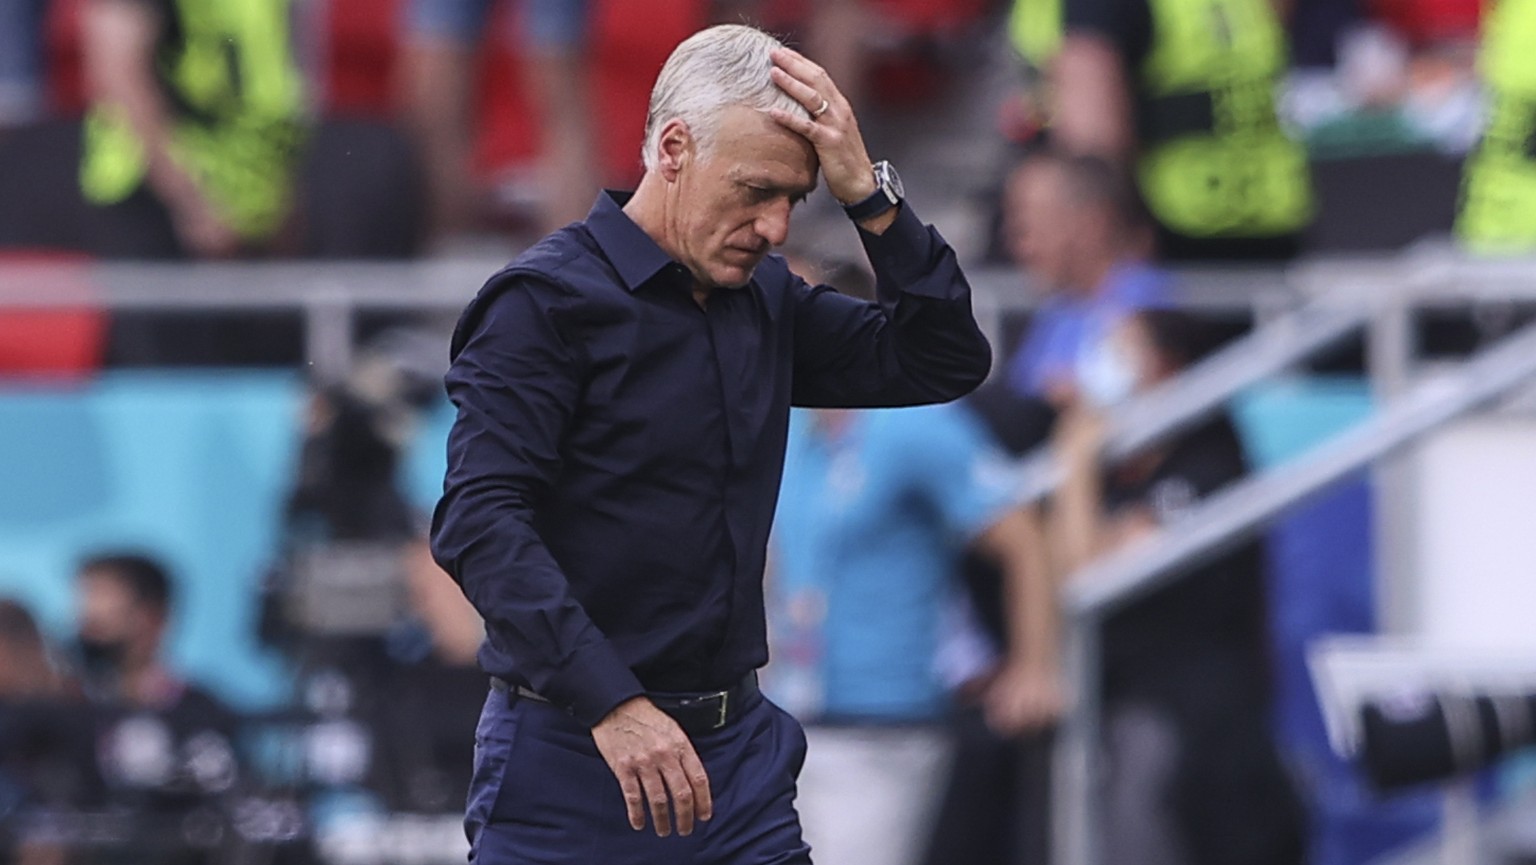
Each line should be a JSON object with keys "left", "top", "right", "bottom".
{"left": 1455, "top": 0, "right": 1536, "bottom": 253}
{"left": 79, "top": 0, "right": 306, "bottom": 258}
{"left": 1009, "top": 0, "right": 1314, "bottom": 261}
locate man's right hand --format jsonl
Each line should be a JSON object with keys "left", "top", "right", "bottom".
{"left": 591, "top": 697, "right": 714, "bottom": 837}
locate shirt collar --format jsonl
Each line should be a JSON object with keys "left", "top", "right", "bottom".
{"left": 584, "top": 190, "right": 684, "bottom": 292}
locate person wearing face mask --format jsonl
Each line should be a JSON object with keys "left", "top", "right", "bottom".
{"left": 923, "top": 147, "right": 1167, "bottom": 865}
{"left": 996, "top": 147, "right": 1170, "bottom": 413}
{"left": 1050, "top": 309, "right": 1306, "bottom": 865}
{"left": 73, "top": 552, "right": 242, "bottom": 863}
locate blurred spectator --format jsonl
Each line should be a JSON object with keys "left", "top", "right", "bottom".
{"left": 922, "top": 150, "right": 1168, "bottom": 865}
{"left": 74, "top": 553, "right": 238, "bottom": 748}
{"left": 716, "top": 0, "right": 873, "bottom": 111}
{"left": 263, "top": 329, "right": 485, "bottom": 815}
{"left": 800, "top": 0, "right": 871, "bottom": 113}
{"left": 0, "top": 598, "right": 81, "bottom": 865}
{"left": 1048, "top": 308, "right": 1306, "bottom": 865}
{"left": 996, "top": 149, "right": 1168, "bottom": 408}
{"left": 73, "top": 551, "right": 242, "bottom": 865}
{"left": 0, "top": 600, "right": 66, "bottom": 700}
{"left": 400, "top": 0, "right": 598, "bottom": 239}
{"left": 0, "top": 0, "right": 47, "bottom": 129}
{"left": 770, "top": 401, "right": 1062, "bottom": 865}
{"left": 767, "top": 256, "right": 1064, "bottom": 865}
{"left": 1008, "top": 0, "right": 1314, "bottom": 261}
{"left": 1455, "top": 0, "right": 1536, "bottom": 253}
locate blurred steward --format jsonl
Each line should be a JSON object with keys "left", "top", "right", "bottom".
{"left": 1455, "top": 0, "right": 1536, "bottom": 253}
{"left": 1007, "top": 0, "right": 1313, "bottom": 261}
{"left": 34, "top": 0, "right": 423, "bottom": 262}
{"left": 399, "top": 0, "right": 599, "bottom": 239}
{"left": 767, "top": 257, "right": 1065, "bottom": 865}
{"left": 1047, "top": 308, "right": 1306, "bottom": 865}
{"left": 78, "top": 0, "right": 308, "bottom": 258}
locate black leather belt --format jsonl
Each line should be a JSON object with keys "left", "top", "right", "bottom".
{"left": 491, "top": 673, "right": 759, "bottom": 735}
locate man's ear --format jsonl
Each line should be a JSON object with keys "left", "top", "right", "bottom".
{"left": 656, "top": 118, "right": 695, "bottom": 182}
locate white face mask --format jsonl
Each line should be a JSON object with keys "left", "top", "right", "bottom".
{"left": 1075, "top": 337, "right": 1138, "bottom": 409}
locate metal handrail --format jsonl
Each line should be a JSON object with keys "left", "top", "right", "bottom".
{"left": 1051, "top": 315, "right": 1536, "bottom": 865}
{"left": 0, "top": 261, "right": 1284, "bottom": 307}
{"left": 0, "top": 259, "right": 1301, "bottom": 382}
{"left": 1012, "top": 299, "right": 1369, "bottom": 503}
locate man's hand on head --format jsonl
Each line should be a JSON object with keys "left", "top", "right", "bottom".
{"left": 766, "top": 46, "right": 896, "bottom": 233}
{"left": 591, "top": 696, "right": 714, "bottom": 837}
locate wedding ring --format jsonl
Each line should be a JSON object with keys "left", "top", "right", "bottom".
{"left": 811, "top": 98, "right": 830, "bottom": 119}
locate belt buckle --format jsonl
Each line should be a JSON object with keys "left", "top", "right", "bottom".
{"left": 680, "top": 689, "right": 730, "bottom": 730}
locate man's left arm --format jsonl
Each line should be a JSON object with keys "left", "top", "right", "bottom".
{"left": 788, "top": 209, "right": 991, "bottom": 407}
{"left": 767, "top": 47, "right": 992, "bottom": 408}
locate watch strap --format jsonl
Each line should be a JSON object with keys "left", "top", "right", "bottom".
{"left": 843, "top": 187, "right": 899, "bottom": 222}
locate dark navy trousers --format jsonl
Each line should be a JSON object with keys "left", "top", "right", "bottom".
{"left": 466, "top": 686, "right": 814, "bottom": 864}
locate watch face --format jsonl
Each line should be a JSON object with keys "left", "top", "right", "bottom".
{"left": 876, "top": 161, "right": 904, "bottom": 203}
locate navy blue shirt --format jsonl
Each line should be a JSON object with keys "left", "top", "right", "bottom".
{"left": 430, "top": 191, "right": 991, "bottom": 727}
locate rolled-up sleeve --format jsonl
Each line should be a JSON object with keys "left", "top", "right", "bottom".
{"left": 430, "top": 274, "right": 645, "bottom": 726}
{"left": 791, "top": 204, "right": 992, "bottom": 406}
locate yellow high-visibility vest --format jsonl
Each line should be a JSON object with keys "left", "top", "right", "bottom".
{"left": 80, "top": 0, "right": 306, "bottom": 241}
{"left": 1010, "top": 0, "right": 1313, "bottom": 239}
{"left": 1456, "top": 0, "right": 1536, "bottom": 253}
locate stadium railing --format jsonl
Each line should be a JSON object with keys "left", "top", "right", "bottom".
{"left": 1037, "top": 248, "right": 1536, "bottom": 865}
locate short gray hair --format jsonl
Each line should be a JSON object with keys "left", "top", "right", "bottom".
{"left": 641, "top": 24, "right": 812, "bottom": 172}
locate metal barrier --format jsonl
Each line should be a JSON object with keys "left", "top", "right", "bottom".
{"left": 1042, "top": 250, "right": 1536, "bottom": 865}
{"left": 1052, "top": 315, "right": 1536, "bottom": 865}
{"left": 0, "top": 259, "right": 1296, "bottom": 381}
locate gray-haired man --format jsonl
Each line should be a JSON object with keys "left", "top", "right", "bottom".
{"left": 432, "top": 23, "right": 992, "bottom": 864}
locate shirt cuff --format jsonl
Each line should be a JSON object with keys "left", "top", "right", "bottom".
{"left": 542, "top": 640, "right": 647, "bottom": 727}
{"left": 856, "top": 203, "right": 954, "bottom": 300}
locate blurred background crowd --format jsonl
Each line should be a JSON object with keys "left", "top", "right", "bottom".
{"left": 3, "top": 0, "right": 1536, "bottom": 864}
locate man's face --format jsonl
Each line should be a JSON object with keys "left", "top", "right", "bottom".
{"left": 1003, "top": 161, "right": 1086, "bottom": 294}
{"left": 667, "top": 106, "right": 819, "bottom": 289}
{"left": 77, "top": 571, "right": 157, "bottom": 659}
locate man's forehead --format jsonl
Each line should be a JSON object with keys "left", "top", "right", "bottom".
{"left": 712, "top": 105, "right": 818, "bottom": 186}
{"left": 727, "top": 163, "right": 818, "bottom": 196}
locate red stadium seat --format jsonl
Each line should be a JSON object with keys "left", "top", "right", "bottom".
{"left": 0, "top": 252, "right": 106, "bottom": 379}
